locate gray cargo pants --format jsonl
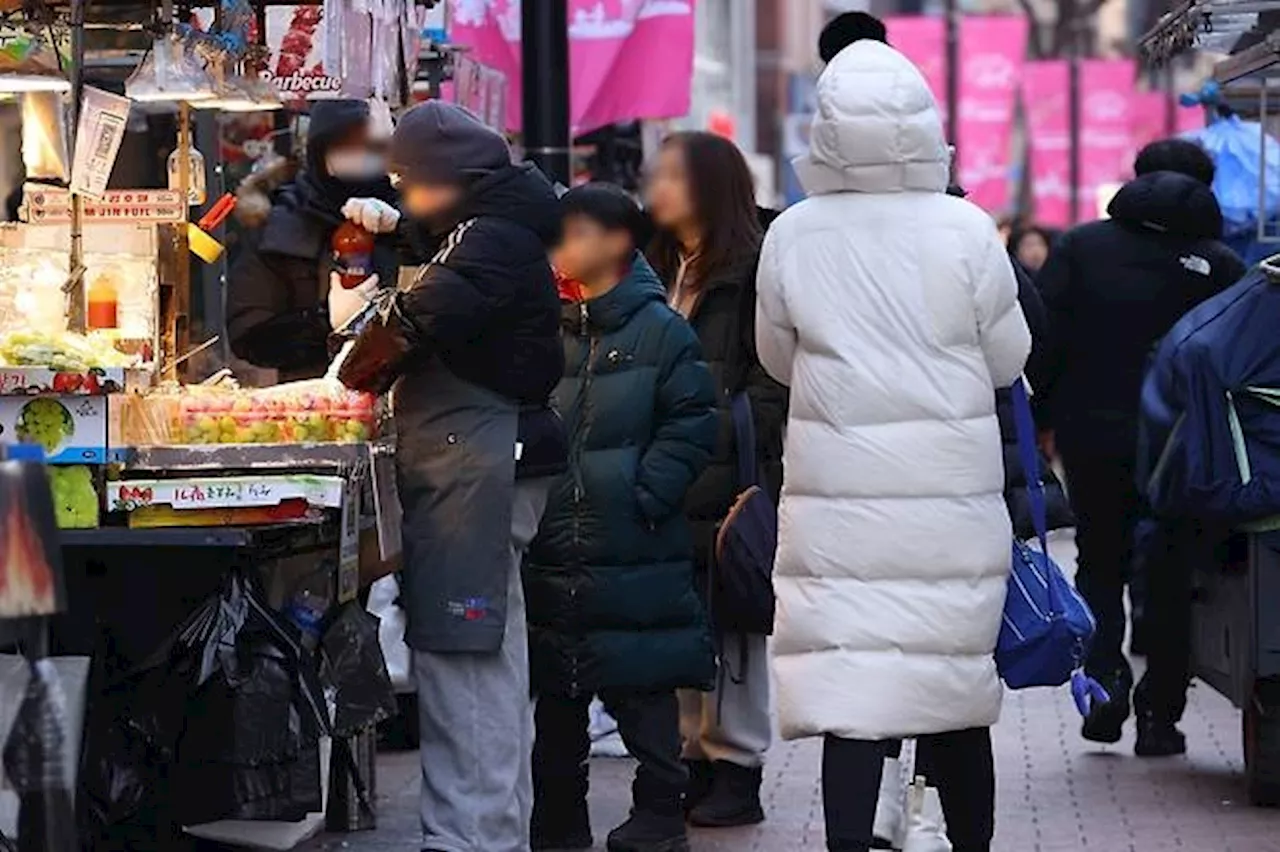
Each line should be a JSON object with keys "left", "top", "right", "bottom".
{"left": 414, "top": 480, "right": 549, "bottom": 852}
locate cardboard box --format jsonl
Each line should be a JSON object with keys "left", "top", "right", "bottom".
{"left": 0, "top": 393, "right": 110, "bottom": 464}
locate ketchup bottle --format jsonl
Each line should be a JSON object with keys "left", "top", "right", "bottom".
{"left": 332, "top": 221, "right": 375, "bottom": 289}
{"left": 87, "top": 269, "right": 120, "bottom": 329}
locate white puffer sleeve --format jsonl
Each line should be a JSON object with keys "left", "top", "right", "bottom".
{"left": 755, "top": 227, "right": 797, "bottom": 387}
{"left": 974, "top": 234, "right": 1031, "bottom": 388}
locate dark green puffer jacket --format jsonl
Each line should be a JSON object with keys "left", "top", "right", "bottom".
{"left": 524, "top": 255, "right": 718, "bottom": 697}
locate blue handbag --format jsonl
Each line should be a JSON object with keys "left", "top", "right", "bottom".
{"left": 996, "top": 378, "right": 1099, "bottom": 693}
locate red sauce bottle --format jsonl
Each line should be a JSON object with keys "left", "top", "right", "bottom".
{"left": 332, "top": 221, "right": 375, "bottom": 289}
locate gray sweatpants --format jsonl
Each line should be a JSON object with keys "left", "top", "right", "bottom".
{"left": 678, "top": 632, "right": 772, "bottom": 768}
{"left": 414, "top": 480, "right": 549, "bottom": 852}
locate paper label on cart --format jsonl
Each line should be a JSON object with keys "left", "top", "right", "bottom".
{"left": 70, "top": 87, "right": 132, "bottom": 199}
{"left": 24, "top": 187, "right": 186, "bottom": 224}
{"left": 107, "top": 475, "right": 345, "bottom": 511}
{"left": 338, "top": 485, "right": 360, "bottom": 603}
{"left": 370, "top": 449, "right": 402, "bottom": 561}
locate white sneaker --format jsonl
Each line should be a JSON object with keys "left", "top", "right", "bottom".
{"left": 899, "top": 776, "right": 951, "bottom": 852}
{"left": 872, "top": 757, "right": 905, "bottom": 849}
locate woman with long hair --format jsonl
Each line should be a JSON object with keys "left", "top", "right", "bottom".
{"left": 646, "top": 131, "right": 788, "bottom": 828}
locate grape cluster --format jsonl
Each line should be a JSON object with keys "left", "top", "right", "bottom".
{"left": 16, "top": 398, "right": 74, "bottom": 453}
{"left": 47, "top": 465, "right": 98, "bottom": 529}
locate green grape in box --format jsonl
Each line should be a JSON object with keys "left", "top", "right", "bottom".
{"left": 46, "top": 465, "right": 99, "bottom": 529}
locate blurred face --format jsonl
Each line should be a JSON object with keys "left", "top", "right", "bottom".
{"left": 1016, "top": 231, "right": 1050, "bottom": 272}
{"left": 324, "top": 124, "right": 387, "bottom": 182}
{"left": 400, "top": 182, "right": 464, "bottom": 221}
{"left": 553, "top": 215, "right": 631, "bottom": 285}
{"left": 645, "top": 145, "right": 696, "bottom": 232}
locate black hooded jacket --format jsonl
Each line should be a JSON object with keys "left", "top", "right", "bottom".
{"left": 228, "top": 100, "right": 399, "bottom": 379}
{"left": 395, "top": 163, "right": 563, "bottom": 409}
{"left": 1036, "top": 171, "right": 1246, "bottom": 458}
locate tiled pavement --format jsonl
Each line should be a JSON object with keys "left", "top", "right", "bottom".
{"left": 302, "top": 677, "right": 1280, "bottom": 852}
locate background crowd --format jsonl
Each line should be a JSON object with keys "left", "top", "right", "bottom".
{"left": 219, "top": 10, "right": 1251, "bottom": 852}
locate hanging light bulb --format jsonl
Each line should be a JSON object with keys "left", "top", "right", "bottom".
{"left": 194, "top": 54, "right": 282, "bottom": 112}
{"left": 125, "top": 35, "right": 216, "bottom": 104}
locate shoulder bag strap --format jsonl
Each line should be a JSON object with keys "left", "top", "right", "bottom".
{"left": 731, "top": 392, "right": 760, "bottom": 491}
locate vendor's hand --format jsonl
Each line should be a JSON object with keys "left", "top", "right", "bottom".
{"left": 342, "top": 197, "right": 401, "bottom": 234}
{"left": 328, "top": 272, "right": 380, "bottom": 330}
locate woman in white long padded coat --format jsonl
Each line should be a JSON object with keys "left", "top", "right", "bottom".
{"left": 756, "top": 41, "right": 1030, "bottom": 852}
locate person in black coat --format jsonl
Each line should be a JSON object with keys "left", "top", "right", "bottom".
{"left": 1036, "top": 138, "right": 1246, "bottom": 749}
{"left": 335, "top": 101, "right": 567, "bottom": 852}
{"left": 227, "top": 100, "right": 400, "bottom": 380}
{"left": 526, "top": 184, "right": 717, "bottom": 852}
{"left": 647, "top": 131, "right": 788, "bottom": 829}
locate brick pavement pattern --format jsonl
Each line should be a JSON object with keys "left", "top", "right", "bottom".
{"left": 302, "top": 678, "right": 1280, "bottom": 852}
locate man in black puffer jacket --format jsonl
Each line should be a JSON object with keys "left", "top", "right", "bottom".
{"left": 526, "top": 184, "right": 717, "bottom": 852}
{"left": 337, "top": 102, "right": 567, "bottom": 852}
{"left": 1035, "top": 139, "right": 1246, "bottom": 750}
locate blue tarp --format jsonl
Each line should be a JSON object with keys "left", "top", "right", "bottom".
{"left": 1140, "top": 264, "right": 1280, "bottom": 522}
{"left": 1182, "top": 115, "right": 1280, "bottom": 265}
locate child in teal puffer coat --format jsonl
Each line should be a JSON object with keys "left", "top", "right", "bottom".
{"left": 525, "top": 183, "right": 717, "bottom": 852}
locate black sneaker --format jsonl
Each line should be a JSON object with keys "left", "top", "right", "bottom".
{"left": 687, "top": 762, "right": 765, "bottom": 828}
{"left": 1135, "top": 716, "right": 1187, "bottom": 757}
{"left": 681, "top": 760, "right": 714, "bottom": 815}
{"left": 1082, "top": 669, "right": 1132, "bottom": 745}
{"left": 606, "top": 810, "right": 690, "bottom": 852}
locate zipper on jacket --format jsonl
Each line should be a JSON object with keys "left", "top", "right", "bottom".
{"left": 568, "top": 305, "right": 599, "bottom": 697}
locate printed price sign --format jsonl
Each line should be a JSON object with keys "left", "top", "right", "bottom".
{"left": 25, "top": 188, "right": 186, "bottom": 224}
{"left": 108, "top": 475, "right": 344, "bottom": 511}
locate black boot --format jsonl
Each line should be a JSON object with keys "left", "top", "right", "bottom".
{"left": 1135, "top": 714, "right": 1187, "bottom": 757}
{"left": 1081, "top": 668, "right": 1132, "bottom": 744}
{"left": 681, "top": 760, "right": 714, "bottom": 815}
{"left": 687, "top": 761, "right": 765, "bottom": 827}
{"left": 606, "top": 808, "right": 689, "bottom": 852}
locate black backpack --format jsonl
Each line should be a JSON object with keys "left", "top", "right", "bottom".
{"left": 710, "top": 393, "right": 777, "bottom": 636}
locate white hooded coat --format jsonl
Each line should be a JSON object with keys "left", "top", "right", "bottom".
{"left": 756, "top": 41, "right": 1031, "bottom": 741}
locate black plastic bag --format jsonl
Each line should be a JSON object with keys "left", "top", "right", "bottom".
{"left": 322, "top": 602, "right": 397, "bottom": 737}
{"left": 2, "top": 659, "right": 76, "bottom": 852}
{"left": 81, "top": 570, "right": 332, "bottom": 838}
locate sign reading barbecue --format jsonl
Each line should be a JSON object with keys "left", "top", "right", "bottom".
{"left": 266, "top": 5, "right": 342, "bottom": 99}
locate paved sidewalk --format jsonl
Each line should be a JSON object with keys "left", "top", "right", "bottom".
{"left": 302, "top": 677, "right": 1280, "bottom": 852}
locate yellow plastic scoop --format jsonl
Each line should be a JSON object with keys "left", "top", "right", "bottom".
{"left": 188, "top": 193, "right": 236, "bottom": 263}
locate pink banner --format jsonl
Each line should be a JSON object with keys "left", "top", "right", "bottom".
{"left": 1022, "top": 61, "right": 1071, "bottom": 228}
{"left": 447, "top": 0, "right": 695, "bottom": 135}
{"left": 884, "top": 16, "right": 947, "bottom": 119}
{"left": 957, "top": 16, "right": 1027, "bottom": 211}
{"left": 1177, "top": 104, "right": 1206, "bottom": 135}
{"left": 1080, "top": 59, "right": 1136, "bottom": 219}
{"left": 1129, "top": 91, "right": 1168, "bottom": 161}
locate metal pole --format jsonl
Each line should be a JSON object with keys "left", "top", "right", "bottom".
{"left": 1068, "top": 3, "right": 1083, "bottom": 225}
{"left": 521, "top": 0, "right": 571, "bottom": 185}
{"left": 945, "top": 0, "right": 960, "bottom": 155}
{"left": 64, "top": 0, "right": 87, "bottom": 332}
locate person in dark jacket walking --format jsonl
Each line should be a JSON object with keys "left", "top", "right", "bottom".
{"left": 526, "top": 184, "right": 717, "bottom": 852}
{"left": 647, "top": 131, "right": 788, "bottom": 828}
{"left": 228, "top": 99, "right": 399, "bottom": 380}
{"left": 336, "top": 101, "right": 566, "bottom": 852}
{"left": 1036, "top": 138, "right": 1246, "bottom": 749}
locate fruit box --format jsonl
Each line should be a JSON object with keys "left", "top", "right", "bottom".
{"left": 0, "top": 393, "right": 114, "bottom": 464}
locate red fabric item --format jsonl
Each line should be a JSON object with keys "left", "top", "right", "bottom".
{"left": 554, "top": 268, "right": 585, "bottom": 303}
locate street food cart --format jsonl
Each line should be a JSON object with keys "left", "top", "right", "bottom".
{"left": 0, "top": 1, "right": 444, "bottom": 849}
{"left": 1141, "top": 0, "right": 1280, "bottom": 807}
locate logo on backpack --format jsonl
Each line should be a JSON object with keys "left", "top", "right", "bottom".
{"left": 1179, "top": 254, "right": 1211, "bottom": 276}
